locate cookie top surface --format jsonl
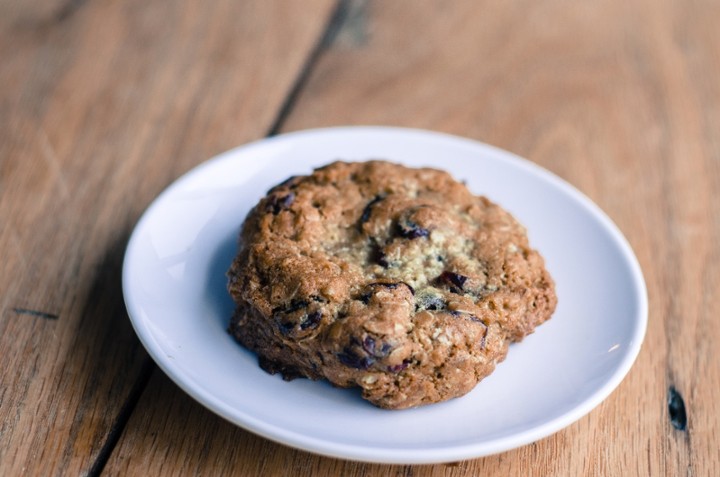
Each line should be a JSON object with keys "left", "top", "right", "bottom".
{"left": 228, "top": 160, "right": 556, "bottom": 409}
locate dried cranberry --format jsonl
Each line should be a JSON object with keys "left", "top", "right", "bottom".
{"left": 369, "top": 242, "right": 390, "bottom": 267}
{"left": 377, "top": 252, "right": 390, "bottom": 268}
{"left": 278, "top": 321, "right": 295, "bottom": 334}
{"left": 300, "top": 311, "right": 322, "bottom": 330}
{"left": 398, "top": 219, "right": 430, "bottom": 239}
{"left": 360, "top": 336, "right": 393, "bottom": 358}
{"left": 362, "top": 336, "right": 376, "bottom": 355}
{"left": 359, "top": 195, "right": 385, "bottom": 225}
{"left": 266, "top": 192, "right": 295, "bottom": 214}
{"left": 387, "top": 359, "right": 411, "bottom": 373}
{"left": 273, "top": 300, "right": 321, "bottom": 334}
{"left": 338, "top": 348, "right": 374, "bottom": 370}
{"left": 437, "top": 271, "right": 468, "bottom": 293}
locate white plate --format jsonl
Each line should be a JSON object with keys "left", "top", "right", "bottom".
{"left": 122, "top": 127, "right": 647, "bottom": 464}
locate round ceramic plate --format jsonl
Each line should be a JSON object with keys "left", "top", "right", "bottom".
{"left": 122, "top": 127, "right": 647, "bottom": 464}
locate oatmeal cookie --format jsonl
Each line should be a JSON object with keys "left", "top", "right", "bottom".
{"left": 227, "top": 160, "right": 556, "bottom": 409}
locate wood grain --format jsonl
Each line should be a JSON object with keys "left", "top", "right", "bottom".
{"left": 4, "top": 0, "right": 719, "bottom": 475}
{"left": 0, "top": 0, "right": 337, "bottom": 475}
{"left": 102, "top": 0, "right": 720, "bottom": 475}
{"left": 285, "top": 2, "right": 720, "bottom": 473}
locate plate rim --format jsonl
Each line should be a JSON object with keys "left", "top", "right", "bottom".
{"left": 122, "top": 126, "right": 648, "bottom": 464}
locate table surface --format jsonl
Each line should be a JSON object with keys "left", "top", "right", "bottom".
{"left": 2, "top": 0, "right": 719, "bottom": 475}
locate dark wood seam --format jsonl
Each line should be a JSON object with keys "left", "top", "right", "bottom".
{"left": 87, "top": 357, "right": 155, "bottom": 477}
{"left": 86, "top": 2, "right": 347, "bottom": 475}
{"left": 267, "top": 0, "right": 349, "bottom": 136}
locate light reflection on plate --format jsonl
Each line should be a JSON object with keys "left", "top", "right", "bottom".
{"left": 122, "top": 127, "right": 647, "bottom": 464}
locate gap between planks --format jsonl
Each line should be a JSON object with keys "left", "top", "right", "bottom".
{"left": 84, "top": 1, "right": 349, "bottom": 475}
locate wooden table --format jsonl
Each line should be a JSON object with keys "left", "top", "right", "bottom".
{"left": 2, "top": 0, "right": 719, "bottom": 475}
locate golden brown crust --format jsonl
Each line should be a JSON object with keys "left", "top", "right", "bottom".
{"left": 227, "top": 160, "right": 556, "bottom": 409}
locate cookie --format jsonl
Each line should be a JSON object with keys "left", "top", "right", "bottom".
{"left": 227, "top": 160, "right": 556, "bottom": 409}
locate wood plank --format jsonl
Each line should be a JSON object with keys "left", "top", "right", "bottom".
{"left": 0, "top": 0, "right": 339, "bottom": 475}
{"left": 104, "top": 0, "right": 720, "bottom": 475}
